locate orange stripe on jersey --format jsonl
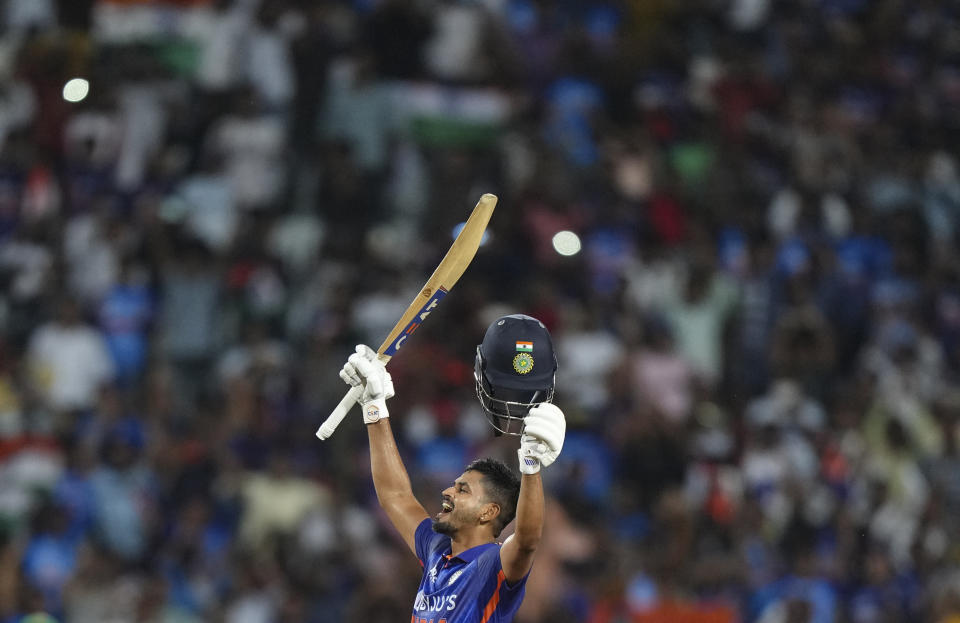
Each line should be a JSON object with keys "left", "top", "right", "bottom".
{"left": 480, "top": 570, "right": 506, "bottom": 623}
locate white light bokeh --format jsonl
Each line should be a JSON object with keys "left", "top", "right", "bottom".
{"left": 552, "top": 230, "right": 581, "bottom": 256}
{"left": 62, "top": 78, "right": 90, "bottom": 103}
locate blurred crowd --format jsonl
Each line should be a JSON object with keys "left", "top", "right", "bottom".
{"left": 1, "top": 0, "right": 960, "bottom": 621}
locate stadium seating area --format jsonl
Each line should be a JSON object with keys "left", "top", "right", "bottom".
{"left": 1, "top": 0, "right": 960, "bottom": 621}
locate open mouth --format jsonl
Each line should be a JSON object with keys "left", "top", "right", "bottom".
{"left": 436, "top": 499, "right": 453, "bottom": 520}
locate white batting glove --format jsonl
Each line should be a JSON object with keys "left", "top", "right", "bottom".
{"left": 517, "top": 403, "right": 565, "bottom": 475}
{"left": 339, "top": 345, "right": 395, "bottom": 424}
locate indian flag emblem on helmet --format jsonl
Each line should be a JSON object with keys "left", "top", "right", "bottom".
{"left": 513, "top": 352, "right": 534, "bottom": 374}
{"left": 516, "top": 341, "right": 533, "bottom": 352}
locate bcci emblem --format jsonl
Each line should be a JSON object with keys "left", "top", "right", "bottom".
{"left": 512, "top": 353, "right": 534, "bottom": 374}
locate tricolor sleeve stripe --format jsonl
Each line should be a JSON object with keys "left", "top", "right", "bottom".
{"left": 480, "top": 570, "right": 506, "bottom": 623}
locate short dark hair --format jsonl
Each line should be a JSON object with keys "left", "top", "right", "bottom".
{"left": 464, "top": 457, "right": 521, "bottom": 537}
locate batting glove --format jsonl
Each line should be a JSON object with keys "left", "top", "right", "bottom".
{"left": 340, "top": 345, "right": 395, "bottom": 424}
{"left": 517, "top": 403, "right": 565, "bottom": 475}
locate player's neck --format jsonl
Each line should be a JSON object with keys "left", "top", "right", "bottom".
{"left": 450, "top": 530, "right": 493, "bottom": 557}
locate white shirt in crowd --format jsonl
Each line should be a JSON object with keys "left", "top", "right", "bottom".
{"left": 28, "top": 321, "right": 115, "bottom": 411}
{"left": 210, "top": 114, "right": 286, "bottom": 211}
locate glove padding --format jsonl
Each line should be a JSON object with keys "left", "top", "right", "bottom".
{"left": 339, "top": 345, "right": 394, "bottom": 424}
{"left": 517, "top": 403, "right": 565, "bottom": 474}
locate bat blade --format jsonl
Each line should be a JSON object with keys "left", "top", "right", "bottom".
{"left": 375, "top": 193, "right": 496, "bottom": 361}
{"left": 316, "top": 193, "right": 497, "bottom": 440}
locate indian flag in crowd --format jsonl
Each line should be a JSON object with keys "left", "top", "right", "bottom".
{"left": 516, "top": 341, "right": 533, "bottom": 352}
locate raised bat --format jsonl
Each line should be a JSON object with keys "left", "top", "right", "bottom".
{"left": 316, "top": 193, "right": 498, "bottom": 439}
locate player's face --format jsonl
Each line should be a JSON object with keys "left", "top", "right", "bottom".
{"left": 432, "top": 471, "right": 489, "bottom": 537}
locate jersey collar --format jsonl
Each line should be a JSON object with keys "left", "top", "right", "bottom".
{"left": 445, "top": 542, "right": 498, "bottom": 564}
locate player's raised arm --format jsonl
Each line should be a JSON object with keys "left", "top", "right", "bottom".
{"left": 471, "top": 314, "right": 564, "bottom": 584}
{"left": 340, "top": 345, "right": 428, "bottom": 554}
{"left": 500, "top": 403, "right": 565, "bottom": 583}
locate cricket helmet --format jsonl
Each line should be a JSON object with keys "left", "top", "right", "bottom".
{"left": 474, "top": 314, "right": 557, "bottom": 435}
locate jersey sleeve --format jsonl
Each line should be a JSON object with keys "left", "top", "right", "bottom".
{"left": 475, "top": 544, "right": 530, "bottom": 615}
{"left": 414, "top": 517, "right": 442, "bottom": 566}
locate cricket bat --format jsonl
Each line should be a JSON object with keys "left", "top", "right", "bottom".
{"left": 316, "top": 193, "right": 498, "bottom": 439}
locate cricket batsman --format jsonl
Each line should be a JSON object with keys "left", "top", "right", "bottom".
{"left": 339, "top": 314, "right": 566, "bottom": 622}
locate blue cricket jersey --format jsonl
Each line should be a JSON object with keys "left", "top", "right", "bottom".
{"left": 411, "top": 518, "right": 529, "bottom": 623}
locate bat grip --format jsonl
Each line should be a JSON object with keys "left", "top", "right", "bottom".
{"left": 316, "top": 385, "right": 363, "bottom": 440}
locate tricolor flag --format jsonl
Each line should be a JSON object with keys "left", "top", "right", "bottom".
{"left": 516, "top": 341, "right": 533, "bottom": 352}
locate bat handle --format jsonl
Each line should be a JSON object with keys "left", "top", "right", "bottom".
{"left": 316, "top": 385, "right": 363, "bottom": 440}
